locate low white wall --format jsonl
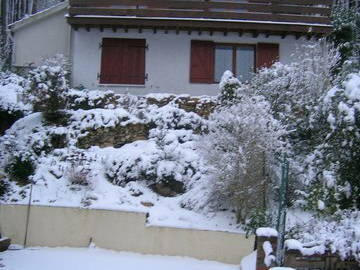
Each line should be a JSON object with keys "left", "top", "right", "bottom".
{"left": 0, "top": 204, "right": 254, "bottom": 264}
{"left": 11, "top": 9, "right": 70, "bottom": 67}
{"left": 72, "top": 28, "right": 309, "bottom": 95}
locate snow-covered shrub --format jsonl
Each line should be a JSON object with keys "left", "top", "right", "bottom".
{"left": 104, "top": 128, "right": 203, "bottom": 195}
{"left": 0, "top": 177, "right": 9, "bottom": 197}
{"left": 199, "top": 93, "right": 284, "bottom": 224}
{"left": 288, "top": 210, "right": 360, "bottom": 261}
{"left": 22, "top": 55, "right": 69, "bottom": 124}
{"left": 243, "top": 208, "right": 272, "bottom": 237}
{"left": 66, "top": 150, "right": 93, "bottom": 187}
{"left": 5, "top": 154, "right": 35, "bottom": 186}
{"left": 300, "top": 72, "right": 360, "bottom": 212}
{"left": 104, "top": 141, "right": 162, "bottom": 186}
{"left": 0, "top": 72, "right": 29, "bottom": 134}
{"left": 66, "top": 89, "right": 119, "bottom": 110}
{"left": 253, "top": 42, "right": 338, "bottom": 128}
{"left": 218, "top": 70, "right": 242, "bottom": 105}
{"left": 149, "top": 104, "right": 205, "bottom": 131}
{"left": 248, "top": 42, "right": 358, "bottom": 213}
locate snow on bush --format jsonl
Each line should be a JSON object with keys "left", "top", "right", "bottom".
{"left": 104, "top": 126, "right": 205, "bottom": 190}
{"left": 69, "top": 108, "right": 135, "bottom": 131}
{"left": 298, "top": 71, "right": 360, "bottom": 212}
{"left": 104, "top": 140, "right": 163, "bottom": 186}
{"left": 288, "top": 210, "right": 360, "bottom": 261}
{"left": 66, "top": 88, "right": 120, "bottom": 110}
{"left": 196, "top": 84, "right": 284, "bottom": 224}
{"left": 0, "top": 72, "right": 29, "bottom": 113}
{"left": 21, "top": 55, "right": 69, "bottom": 122}
{"left": 149, "top": 103, "right": 205, "bottom": 131}
{"left": 218, "top": 70, "right": 242, "bottom": 104}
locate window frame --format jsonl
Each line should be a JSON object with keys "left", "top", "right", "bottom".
{"left": 214, "top": 42, "right": 256, "bottom": 83}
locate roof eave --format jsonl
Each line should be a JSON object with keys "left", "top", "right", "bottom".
{"left": 9, "top": 1, "right": 68, "bottom": 32}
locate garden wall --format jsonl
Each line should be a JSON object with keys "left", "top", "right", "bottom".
{"left": 0, "top": 204, "right": 254, "bottom": 264}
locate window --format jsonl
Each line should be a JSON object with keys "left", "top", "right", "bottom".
{"left": 214, "top": 44, "right": 255, "bottom": 82}
{"left": 100, "top": 38, "right": 146, "bottom": 85}
{"left": 190, "top": 41, "right": 278, "bottom": 84}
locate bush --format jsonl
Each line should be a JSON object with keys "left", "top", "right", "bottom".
{"left": 243, "top": 208, "right": 272, "bottom": 237}
{"left": 199, "top": 92, "right": 284, "bottom": 224}
{"left": 22, "top": 55, "right": 69, "bottom": 124}
{"left": 5, "top": 155, "right": 35, "bottom": 186}
{"left": 218, "top": 70, "right": 242, "bottom": 105}
{"left": 0, "top": 109, "right": 24, "bottom": 135}
{"left": 65, "top": 149, "right": 94, "bottom": 187}
{"left": 0, "top": 177, "right": 9, "bottom": 197}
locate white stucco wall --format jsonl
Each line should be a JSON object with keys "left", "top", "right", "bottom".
{"left": 72, "top": 28, "right": 309, "bottom": 96}
{"left": 0, "top": 204, "right": 254, "bottom": 264}
{"left": 11, "top": 9, "right": 70, "bottom": 67}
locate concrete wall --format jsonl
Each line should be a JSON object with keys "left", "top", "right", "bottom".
{"left": 0, "top": 204, "right": 254, "bottom": 264}
{"left": 12, "top": 9, "right": 70, "bottom": 67}
{"left": 72, "top": 28, "right": 309, "bottom": 95}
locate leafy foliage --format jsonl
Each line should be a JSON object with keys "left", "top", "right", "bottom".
{"left": 5, "top": 154, "right": 35, "bottom": 186}
{"left": 328, "top": 4, "right": 360, "bottom": 72}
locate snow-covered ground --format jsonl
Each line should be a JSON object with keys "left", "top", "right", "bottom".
{"left": 0, "top": 247, "right": 238, "bottom": 270}
{"left": 0, "top": 76, "right": 244, "bottom": 233}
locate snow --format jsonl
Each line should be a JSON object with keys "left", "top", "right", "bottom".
{"left": 285, "top": 239, "right": 325, "bottom": 256}
{"left": 317, "top": 200, "right": 325, "bottom": 210}
{"left": 0, "top": 73, "right": 29, "bottom": 112}
{"left": 0, "top": 247, "right": 237, "bottom": 270}
{"left": 256, "top": 228, "right": 278, "bottom": 237}
{"left": 263, "top": 241, "right": 275, "bottom": 267}
{"left": 286, "top": 211, "right": 360, "bottom": 260}
{"left": 269, "top": 267, "right": 296, "bottom": 270}
{"left": 219, "top": 70, "right": 241, "bottom": 91}
{"left": 240, "top": 251, "right": 257, "bottom": 270}
{"left": 344, "top": 72, "right": 360, "bottom": 101}
{"left": 0, "top": 79, "right": 243, "bottom": 234}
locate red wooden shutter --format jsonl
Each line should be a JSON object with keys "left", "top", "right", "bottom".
{"left": 190, "top": 40, "right": 215, "bottom": 83}
{"left": 100, "top": 38, "right": 145, "bottom": 85}
{"left": 256, "top": 43, "right": 279, "bottom": 70}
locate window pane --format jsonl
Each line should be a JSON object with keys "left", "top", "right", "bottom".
{"left": 236, "top": 46, "right": 255, "bottom": 82}
{"left": 215, "top": 45, "right": 233, "bottom": 82}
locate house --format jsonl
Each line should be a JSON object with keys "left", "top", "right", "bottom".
{"left": 9, "top": 0, "right": 333, "bottom": 96}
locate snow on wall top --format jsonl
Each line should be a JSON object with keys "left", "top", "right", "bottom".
{"left": 256, "top": 227, "right": 278, "bottom": 237}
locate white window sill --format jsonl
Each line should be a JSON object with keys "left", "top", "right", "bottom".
{"left": 98, "top": 84, "right": 146, "bottom": 88}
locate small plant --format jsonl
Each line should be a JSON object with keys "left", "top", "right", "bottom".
{"left": 5, "top": 155, "right": 35, "bottom": 186}
{"left": 66, "top": 149, "right": 94, "bottom": 187}
{"left": 67, "top": 165, "right": 91, "bottom": 186}
{"left": 218, "top": 70, "right": 242, "bottom": 105}
{"left": 243, "top": 208, "right": 273, "bottom": 237}
{"left": 0, "top": 177, "right": 10, "bottom": 197}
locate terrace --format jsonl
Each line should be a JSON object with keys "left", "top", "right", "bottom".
{"left": 67, "top": 0, "right": 333, "bottom": 37}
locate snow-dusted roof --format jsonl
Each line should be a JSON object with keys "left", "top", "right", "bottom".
{"left": 9, "top": 1, "right": 68, "bottom": 32}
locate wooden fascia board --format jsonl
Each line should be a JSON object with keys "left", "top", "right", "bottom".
{"left": 66, "top": 17, "right": 332, "bottom": 35}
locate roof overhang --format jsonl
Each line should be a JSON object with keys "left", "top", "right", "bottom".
{"left": 67, "top": 15, "right": 332, "bottom": 37}
{"left": 9, "top": 1, "right": 68, "bottom": 32}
